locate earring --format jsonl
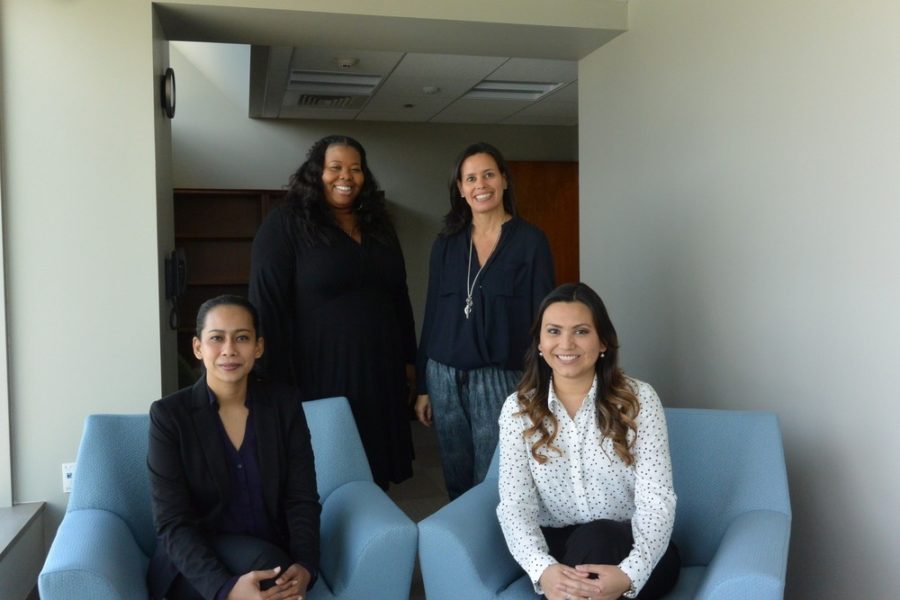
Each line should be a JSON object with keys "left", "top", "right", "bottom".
{"left": 538, "top": 351, "right": 543, "bottom": 357}
{"left": 600, "top": 352, "right": 606, "bottom": 358}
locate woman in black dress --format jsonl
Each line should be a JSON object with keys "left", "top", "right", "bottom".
{"left": 249, "top": 135, "right": 416, "bottom": 489}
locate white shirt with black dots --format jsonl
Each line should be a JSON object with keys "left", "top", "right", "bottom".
{"left": 496, "top": 376, "right": 676, "bottom": 596}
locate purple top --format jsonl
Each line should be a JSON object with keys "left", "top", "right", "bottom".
{"left": 209, "top": 390, "right": 277, "bottom": 600}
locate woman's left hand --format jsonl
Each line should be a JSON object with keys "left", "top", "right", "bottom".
{"left": 560, "top": 564, "right": 631, "bottom": 600}
{"left": 274, "top": 563, "right": 311, "bottom": 598}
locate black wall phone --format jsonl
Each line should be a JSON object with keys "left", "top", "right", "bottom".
{"left": 165, "top": 248, "right": 187, "bottom": 329}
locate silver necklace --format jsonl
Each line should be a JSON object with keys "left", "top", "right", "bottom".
{"left": 464, "top": 230, "right": 498, "bottom": 319}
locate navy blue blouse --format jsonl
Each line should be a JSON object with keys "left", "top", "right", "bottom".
{"left": 416, "top": 217, "right": 555, "bottom": 393}
{"left": 208, "top": 389, "right": 314, "bottom": 599}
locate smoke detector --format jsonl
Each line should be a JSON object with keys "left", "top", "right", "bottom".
{"left": 334, "top": 57, "right": 359, "bottom": 69}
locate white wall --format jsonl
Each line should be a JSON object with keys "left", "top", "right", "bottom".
{"left": 0, "top": 0, "right": 169, "bottom": 541}
{"left": 578, "top": 1, "right": 900, "bottom": 598}
{"left": 171, "top": 42, "right": 577, "bottom": 325}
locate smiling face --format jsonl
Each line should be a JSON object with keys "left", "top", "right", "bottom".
{"left": 538, "top": 300, "right": 607, "bottom": 385}
{"left": 193, "top": 304, "right": 264, "bottom": 391}
{"left": 457, "top": 152, "right": 508, "bottom": 218}
{"left": 321, "top": 144, "right": 365, "bottom": 212}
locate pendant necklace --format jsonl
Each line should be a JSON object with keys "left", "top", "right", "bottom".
{"left": 464, "top": 227, "right": 499, "bottom": 319}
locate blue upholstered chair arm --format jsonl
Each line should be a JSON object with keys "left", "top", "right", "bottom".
{"left": 418, "top": 483, "right": 523, "bottom": 600}
{"left": 314, "top": 480, "right": 417, "bottom": 600}
{"left": 38, "top": 509, "right": 149, "bottom": 600}
{"left": 696, "top": 510, "right": 791, "bottom": 600}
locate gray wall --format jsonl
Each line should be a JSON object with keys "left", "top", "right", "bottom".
{"left": 578, "top": 1, "right": 900, "bottom": 598}
{"left": 171, "top": 42, "right": 577, "bottom": 326}
{"left": 0, "top": 1, "right": 171, "bottom": 543}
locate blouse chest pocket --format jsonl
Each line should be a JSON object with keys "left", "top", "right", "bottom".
{"left": 482, "top": 266, "right": 519, "bottom": 298}
{"left": 439, "top": 271, "right": 462, "bottom": 297}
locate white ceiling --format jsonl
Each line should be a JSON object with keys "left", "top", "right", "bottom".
{"left": 157, "top": 3, "right": 625, "bottom": 126}
{"left": 249, "top": 47, "right": 578, "bottom": 126}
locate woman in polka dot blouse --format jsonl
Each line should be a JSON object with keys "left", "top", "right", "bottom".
{"left": 497, "top": 283, "right": 680, "bottom": 600}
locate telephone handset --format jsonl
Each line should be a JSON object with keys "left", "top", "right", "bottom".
{"left": 165, "top": 248, "right": 187, "bottom": 329}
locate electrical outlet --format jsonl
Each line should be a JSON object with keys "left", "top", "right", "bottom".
{"left": 61, "top": 462, "right": 76, "bottom": 493}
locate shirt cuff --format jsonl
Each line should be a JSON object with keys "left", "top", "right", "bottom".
{"left": 297, "top": 561, "right": 318, "bottom": 590}
{"left": 527, "top": 555, "right": 558, "bottom": 595}
{"left": 617, "top": 556, "right": 649, "bottom": 597}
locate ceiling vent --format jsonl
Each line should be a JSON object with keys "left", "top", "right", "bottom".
{"left": 464, "top": 80, "right": 561, "bottom": 101}
{"left": 288, "top": 70, "right": 381, "bottom": 96}
{"left": 297, "top": 94, "right": 369, "bottom": 109}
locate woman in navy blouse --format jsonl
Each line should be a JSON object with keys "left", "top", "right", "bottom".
{"left": 147, "top": 295, "right": 319, "bottom": 600}
{"left": 415, "top": 142, "right": 555, "bottom": 499}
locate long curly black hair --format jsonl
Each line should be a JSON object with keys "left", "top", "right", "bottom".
{"left": 285, "top": 135, "right": 395, "bottom": 246}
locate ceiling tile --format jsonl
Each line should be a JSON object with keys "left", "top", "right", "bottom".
{"left": 488, "top": 58, "right": 577, "bottom": 83}
{"left": 432, "top": 98, "right": 531, "bottom": 123}
{"left": 390, "top": 53, "right": 508, "bottom": 79}
{"left": 376, "top": 76, "right": 477, "bottom": 99}
{"left": 288, "top": 47, "right": 404, "bottom": 75}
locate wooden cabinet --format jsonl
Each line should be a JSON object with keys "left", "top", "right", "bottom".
{"left": 173, "top": 189, "right": 285, "bottom": 368}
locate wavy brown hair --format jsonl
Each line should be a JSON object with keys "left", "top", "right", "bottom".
{"left": 516, "top": 283, "right": 640, "bottom": 465}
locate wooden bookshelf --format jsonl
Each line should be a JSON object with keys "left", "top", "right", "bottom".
{"left": 173, "top": 189, "right": 286, "bottom": 371}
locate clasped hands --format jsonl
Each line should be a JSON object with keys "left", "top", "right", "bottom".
{"left": 540, "top": 563, "right": 632, "bottom": 600}
{"left": 227, "top": 563, "right": 310, "bottom": 600}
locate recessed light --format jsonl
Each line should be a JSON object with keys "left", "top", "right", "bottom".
{"left": 464, "top": 80, "right": 561, "bottom": 101}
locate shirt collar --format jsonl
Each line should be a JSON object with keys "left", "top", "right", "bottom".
{"left": 548, "top": 375, "right": 599, "bottom": 414}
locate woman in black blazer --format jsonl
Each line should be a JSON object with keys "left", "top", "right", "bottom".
{"left": 147, "top": 295, "right": 319, "bottom": 600}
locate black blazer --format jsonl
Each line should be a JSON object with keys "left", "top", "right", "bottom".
{"left": 146, "top": 376, "right": 320, "bottom": 600}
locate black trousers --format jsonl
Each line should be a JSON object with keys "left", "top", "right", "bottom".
{"left": 164, "top": 534, "right": 292, "bottom": 600}
{"left": 541, "top": 519, "right": 680, "bottom": 600}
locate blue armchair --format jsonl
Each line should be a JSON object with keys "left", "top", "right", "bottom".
{"left": 38, "top": 397, "right": 417, "bottom": 600}
{"left": 418, "top": 408, "right": 792, "bottom": 600}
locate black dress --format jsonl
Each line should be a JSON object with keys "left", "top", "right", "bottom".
{"left": 249, "top": 205, "right": 416, "bottom": 486}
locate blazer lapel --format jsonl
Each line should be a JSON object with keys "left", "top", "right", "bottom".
{"left": 189, "top": 376, "right": 231, "bottom": 502}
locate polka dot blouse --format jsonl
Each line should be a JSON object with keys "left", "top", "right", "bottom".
{"left": 496, "top": 376, "right": 676, "bottom": 595}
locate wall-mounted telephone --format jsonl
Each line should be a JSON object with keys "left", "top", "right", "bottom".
{"left": 165, "top": 248, "right": 187, "bottom": 329}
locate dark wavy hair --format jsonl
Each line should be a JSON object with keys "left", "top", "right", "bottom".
{"left": 285, "top": 135, "right": 394, "bottom": 246}
{"left": 441, "top": 142, "right": 518, "bottom": 236}
{"left": 195, "top": 294, "right": 260, "bottom": 338}
{"left": 516, "top": 283, "right": 640, "bottom": 465}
